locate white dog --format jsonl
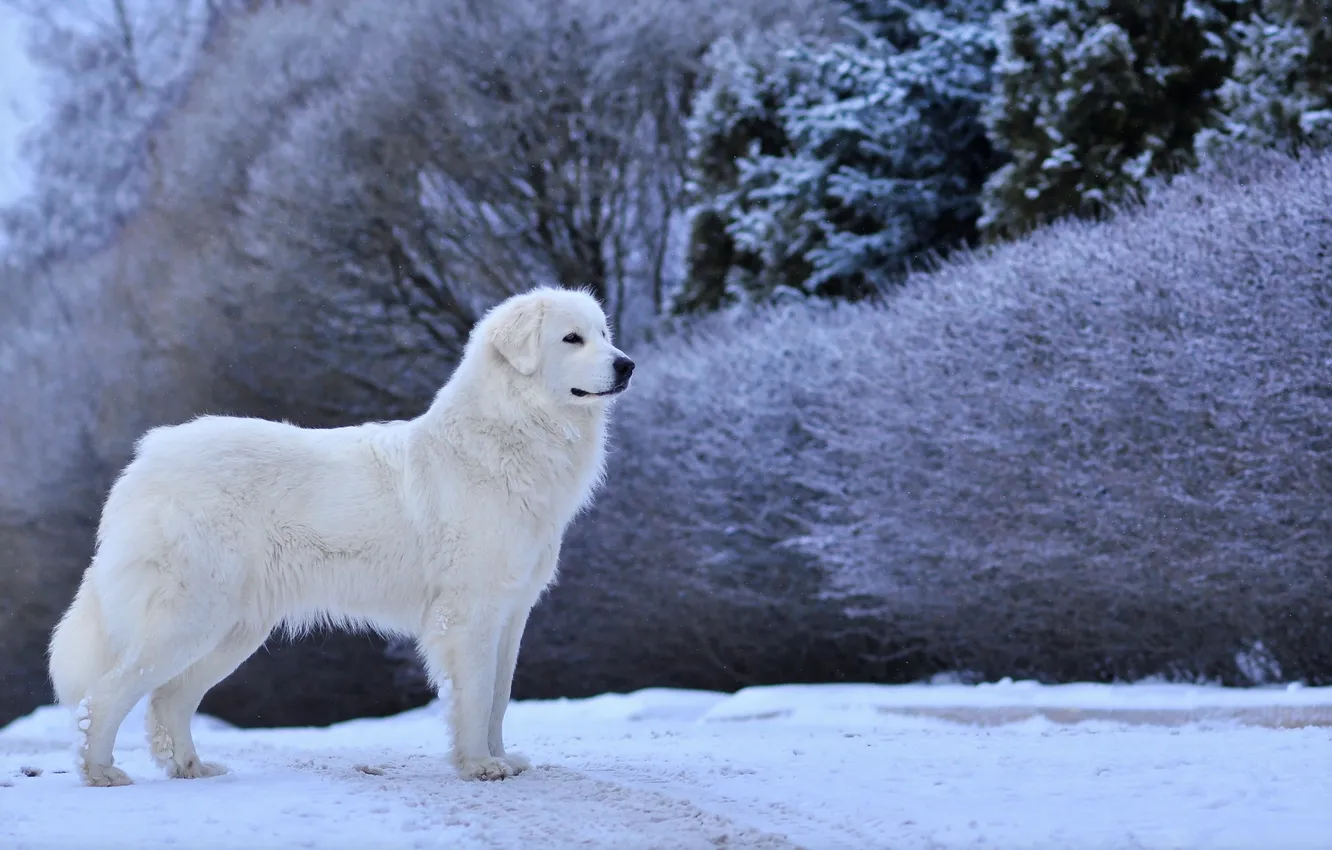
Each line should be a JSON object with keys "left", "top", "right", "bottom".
{"left": 47, "top": 286, "right": 633, "bottom": 787}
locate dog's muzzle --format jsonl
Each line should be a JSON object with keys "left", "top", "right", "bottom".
{"left": 571, "top": 356, "right": 635, "bottom": 398}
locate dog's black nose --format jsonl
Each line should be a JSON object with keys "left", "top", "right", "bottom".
{"left": 613, "top": 356, "right": 635, "bottom": 382}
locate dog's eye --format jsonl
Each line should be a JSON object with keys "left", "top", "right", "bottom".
{"left": 562, "top": 333, "right": 584, "bottom": 345}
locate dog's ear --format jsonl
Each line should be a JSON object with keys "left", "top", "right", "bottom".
{"left": 489, "top": 298, "right": 545, "bottom": 376}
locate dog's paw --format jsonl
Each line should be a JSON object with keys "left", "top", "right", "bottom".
{"left": 498, "top": 751, "right": 531, "bottom": 774}
{"left": 457, "top": 756, "right": 518, "bottom": 781}
{"left": 168, "top": 758, "right": 229, "bottom": 779}
{"left": 82, "top": 764, "right": 133, "bottom": 787}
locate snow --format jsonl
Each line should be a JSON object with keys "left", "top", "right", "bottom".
{"left": 2, "top": 682, "right": 1330, "bottom": 848}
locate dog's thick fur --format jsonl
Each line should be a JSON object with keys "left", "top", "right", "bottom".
{"left": 48, "top": 287, "right": 633, "bottom": 787}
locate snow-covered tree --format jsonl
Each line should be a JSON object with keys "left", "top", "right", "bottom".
{"left": 0, "top": 0, "right": 214, "bottom": 269}
{"left": 1195, "top": 1, "right": 1332, "bottom": 159}
{"left": 213, "top": 0, "right": 826, "bottom": 421}
{"left": 979, "top": 0, "right": 1250, "bottom": 240}
{"left": 678, "top": 7, "right": 999, "bottom": 313}
{"left": 843, "top": 0, "right": 1002, "bottom": 45}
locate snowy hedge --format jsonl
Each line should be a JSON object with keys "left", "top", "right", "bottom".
{"left": 538, "top": 149, "right": 1332, "bottom": 692}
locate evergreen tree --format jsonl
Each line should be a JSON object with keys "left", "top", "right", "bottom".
{"left": 844, "top": 0, "right": 1002, "bottom": 46}
{"left": 678, "top": 8, "right": 999, "bottom": 313}
{"left": 1196, "top": 0, "right": 1332, "bottom": 159}
{"left": 676, "top": 29, "right": 794, "bottom": 314}
{"left": 979, "top": 0, "right": 1249, "bottom": 240}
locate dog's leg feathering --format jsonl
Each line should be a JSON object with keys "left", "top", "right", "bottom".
{"left": 419, "top": 611, "right": 514, "bottom": 781}
{"left": 146, "top": 629, "right": 265, "bottom": 779}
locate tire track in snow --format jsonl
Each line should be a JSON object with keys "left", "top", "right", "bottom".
{"left": 288, "top": 751, "right": 804, "bottom": 849}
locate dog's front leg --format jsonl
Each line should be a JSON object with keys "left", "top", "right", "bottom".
{"left": 421, "top": 615, "right": 515, "bottom": 781}
{"left": 487, "top": 600, "right": 536, "bottom": 774}
{"left": 487, "top": 550, "right": 557, "bottom": 773}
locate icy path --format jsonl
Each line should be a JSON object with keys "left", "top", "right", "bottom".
{"left": 2, "top": 681, "right": 1329, "bottom": 849}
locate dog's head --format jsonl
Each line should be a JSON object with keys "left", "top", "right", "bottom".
{"left": 483, "top": 287, "right": 634, "bottom": 405}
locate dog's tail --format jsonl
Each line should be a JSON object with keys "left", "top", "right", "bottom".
{"left": 48, "top": 579, "right": 117, "bottom": 706}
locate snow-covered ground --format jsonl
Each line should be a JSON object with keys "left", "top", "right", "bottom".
{"left": 2, "top": 681, "right": 1330, "bottom": 849}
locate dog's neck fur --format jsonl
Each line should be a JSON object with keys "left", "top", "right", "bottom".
{"left": 411, "top": 343, "right": 610, "bottom": 523}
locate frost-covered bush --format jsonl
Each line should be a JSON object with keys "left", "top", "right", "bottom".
{"left": 677, "top": 6, "right": 999, "bottom": 313}
{"left": 550, "top": 149, "right": 1332, "bottom": 690}
{"left": 980, "top": 0, "right": 1246, "bottom": 240}
{"left": 1195, "top": 1, "right": 1332, "bottom": 160}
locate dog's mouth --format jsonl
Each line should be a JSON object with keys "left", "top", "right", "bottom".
{"left": 570, "top": 381, "right": 629, "bottom": 399}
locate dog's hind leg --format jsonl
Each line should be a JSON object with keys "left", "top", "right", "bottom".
{"left": 146, "top": 627, "right": 266, "bottom": 779}
{"left": 77, "top": 641, "right": 205, "bottom": 787}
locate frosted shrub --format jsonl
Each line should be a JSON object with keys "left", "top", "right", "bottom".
{"left": 555, "top": 150, "right": 1332, "bottom": 688}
